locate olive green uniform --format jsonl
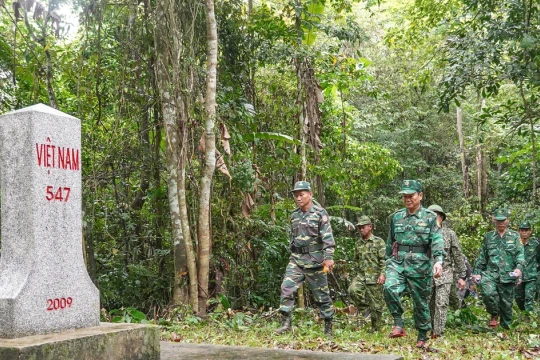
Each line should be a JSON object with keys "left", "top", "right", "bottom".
{"left": 348, "top": 233, "right": 386, "bottom": 330}
{"left": 384, "top": 206, "right": 445, "bottom": 341}
{"left": 473, "top": 229, "right": 524, "bottom": 329}
{"left": 515, "top": 237, "right": 540, "bottom": 312}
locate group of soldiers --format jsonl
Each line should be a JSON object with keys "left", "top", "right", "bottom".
{"left": 274, "top": 179, "right": 538, "bottom": 349}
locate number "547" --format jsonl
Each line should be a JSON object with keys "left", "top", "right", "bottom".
{"left": 46, "top": 186, "right": 71, "bottom": 202}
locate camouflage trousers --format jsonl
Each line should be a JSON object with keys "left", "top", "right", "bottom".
{"left": 479, "top": 278, "right": 514, "bottom": 329}
{"left": 384, "top": 267, "right": 432, "bottom": 341}
{"left": 449, "top": 280, "right": 461, "bottom": 310}
{"left": 348, "top": 277, "right": 384, "bottom": 330}
{"left": 515, "top": 280, "right": 537, "bottom": 312}
{"left": 429, "top": 281, "right": 451, "bottom": 336}
{"left": 278, "top": 260, "right": 334, "bottom": 319}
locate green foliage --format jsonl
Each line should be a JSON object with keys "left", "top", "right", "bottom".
{"left": 449, "top": 204, "right": 491, "bottom": 263}
{"left": 109, "top": 307, "right": 148, "bottom": 324}
{"left": 302, "top": 0, "right": 325, "bottom": 46}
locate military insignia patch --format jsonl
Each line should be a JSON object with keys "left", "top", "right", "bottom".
{"left": 322, "top": 215, "right": 328, "bottom": 222}
{"left": 404, "top": 180, "right": 409, "bottom": 186}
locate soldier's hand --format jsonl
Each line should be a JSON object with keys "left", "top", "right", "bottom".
{"left": 377, "top": 274, "right": 386, "bottom": 285}
{"left": 323, "top": 259, "right": 334, "bottom": 273}
{"left": 433, "top": 262, "right": 443, "bottom": 278}
{"left": 513, "top": 269, "right": 522, "bottom": 278}
{"left": 457, "top": 278, "right": 466, "bottom": 290}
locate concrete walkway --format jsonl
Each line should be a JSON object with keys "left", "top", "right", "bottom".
{"left": 160, "top": 342, "right": 402, "bottom": 360}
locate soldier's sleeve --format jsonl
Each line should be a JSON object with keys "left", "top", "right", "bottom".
{"left": 385, "top": 214, "right": 395, "bottom": 260}
{"left": 377, "top": 238, "right": 386, "bottom": 275}
{"left": 450, "top": 230, "right": 467, "bottom": 279}
{"left": 473, "top": 234, "right": 488, "bottom": 274}
{"left": 429, "top": 216, "right": 445, "bottom": 264}
{"left": 320, "top": 209, "right": 335, "bottom": 260}
{"left": 515, "top": 234, "right": 525, "bottom": 271}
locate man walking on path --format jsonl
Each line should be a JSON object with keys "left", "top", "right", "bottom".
{"left": 275, "top": 181, "right": 335, "bottom": 337}
{"left": 384, "top": 180, "right": 445, "bottom": 349}
{"left": 473, "top": 208, "right": 524, "bottom": 329}
{"left": 348, "top": 215, "right": 386, "bottom": 332}
{"left": 427, "top": 204, "right": 467, "bottom": 339}
{"left": 515, "top": 221, "right": 539, "bottom": 315}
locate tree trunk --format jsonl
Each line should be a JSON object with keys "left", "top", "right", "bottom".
{"left": 476, "top": 97, "right": 487, "bottom": 211}
{"left": 179, "top": 154, "right": 198, "bottom": 310}
{"left": 456, "top": 107, "right": 470, "bottom": 198}
{"left": 153, "top": 0, "right": 190, "bottom": 305}
{"left": 197, "top": 0, "right": 218, "bottom": 315}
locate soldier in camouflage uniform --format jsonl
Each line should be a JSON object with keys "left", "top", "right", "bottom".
{"left": 347, "top": 215, "right": 386, "bottom": 331}
{"left": 275, "top": 181, "right": 335, "bottom": 337}
{"left": 427, "top": 205, "right": 467, "bottom": 338}
{"left": 384, "top": 180, "right": 445, "bottom": 349}
{"left": 473, "top": 208, "right": 524, "bottom": 329}
{"left": 515, "top": 221, "right": 540, "bottom": 314}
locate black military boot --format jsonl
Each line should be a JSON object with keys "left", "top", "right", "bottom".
{"left": 324, "top": 318, "right": 333, "bottom": 337}
{"left": 274, "top": 313, "right": 292, "bottom": 334}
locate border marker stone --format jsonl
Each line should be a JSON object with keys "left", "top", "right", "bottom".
{"left": 0, "top": 104, "right": 99, "bottom": 338}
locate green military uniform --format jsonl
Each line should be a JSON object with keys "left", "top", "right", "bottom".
{"left": 384, "top": 180, "right": 445, "bottom": 342}
{"left": 515, "top": 221, "right": 540, "bottom": 313}
{"left": 473, "top": 208, "right": 525, "bottom": 329}
{"left": 348, "top": 216, "right": 386, "bottom": 330}
{"left": 278, "top": 182, "right": 335, "bottom": 320}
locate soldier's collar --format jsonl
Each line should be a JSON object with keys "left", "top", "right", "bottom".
{"left": 301, "top": 204, "right": 316, "bottom": 214}
{"left": 362, "top": 233, "right": 374, "bottom": 241}
{"left": 405, "top": 206, "right": 423, "bottom": 218}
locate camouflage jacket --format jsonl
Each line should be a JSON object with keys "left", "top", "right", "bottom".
{"left": 473, "top": 229, "right": 525, "bottom": 284}
{"left": 289, "top": 204, "right": 335, "bottom": 269}
{"left": 520, "top": 237, "right": 540, "bottom": 282}
{"left": 433, "top": 225, "right": 467, "bottom": 286}
{"left": 352, "top": 233, "right": 386, "bottom": 284}
{"left": 385, "top": 206, "right": 445, "bottom": 278}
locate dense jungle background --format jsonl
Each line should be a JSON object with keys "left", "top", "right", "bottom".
{"left": 2, "top": 0, "right": 540, "bottom": 356}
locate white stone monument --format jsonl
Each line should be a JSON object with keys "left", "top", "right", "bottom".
{"left": 0, "top": 104, "right": 100, "bottom": 338}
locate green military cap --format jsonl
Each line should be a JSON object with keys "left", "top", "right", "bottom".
{"left": 398, "top": 179, "right": 423, "bottom": 194}
{"left": 356, "top": 215, "right": 372, "bottom": 227}
{"left": 493, "top": 208, "right": 509, "bottom": 221}
{"left": 427, "top": 204, "right": 446, "bottom": 220}
{"left": 519, "top": 220, "right": 532, "bottom": 229}
{"left": 291, "top": 181, "right": 312, "bottom": 192}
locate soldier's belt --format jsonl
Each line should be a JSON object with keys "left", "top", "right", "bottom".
{"left": 291, "top": 243, "right": 324, "bottom": 254}
{"left": 398, "top": 245, "right": 428, "bottom": 253}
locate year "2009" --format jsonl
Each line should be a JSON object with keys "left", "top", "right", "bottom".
{"left": 46, "top": 297, "right": 73, "bottom": 311}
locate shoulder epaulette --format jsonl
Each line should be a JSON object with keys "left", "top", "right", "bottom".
{"left": 508, "top": 229, "right": 520, "bottom": 237}
{"left": 312, "top": 204, "right": 323, "bottom": 211}
{"left": 390, "top": 208, "right": 406, "bottom": 218}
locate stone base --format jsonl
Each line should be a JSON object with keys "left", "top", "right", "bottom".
{"left": 0, "top": 322, "right": 160, "bottom": 360}
{"left": 161, "top": 342, "right": 402, "bottom": 359}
